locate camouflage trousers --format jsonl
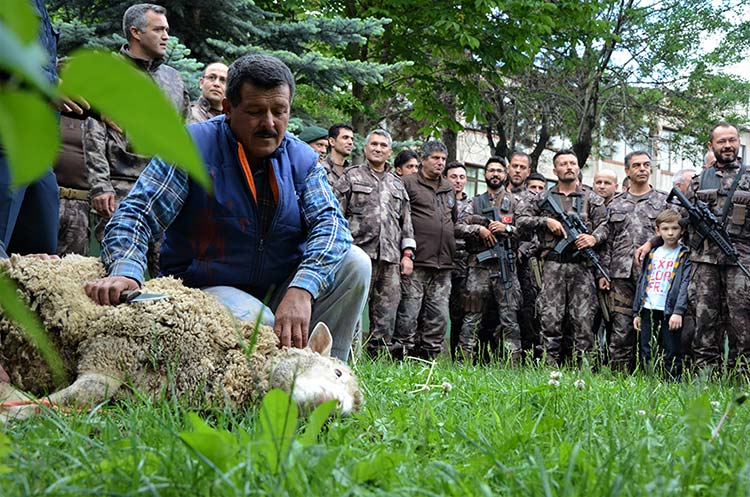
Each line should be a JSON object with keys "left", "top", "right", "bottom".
{"left": 517, "top": 258, "right": 540, "bottom": 356}
{"left": 95, "top": 179, "right": 161, "bottom": 276}
{"left": 459, "top": 264, "right": 521, "bottom": 363}
{"left": 448, "top": 256, "right": 468, "bottom": 359}
{"left": 365, "top": 259, "right": 402, "bottom": 354}
{"left": 56, "top": 198, "right": 90, "bottom": 256}
{"left": 607, "top": 276, "right": 638, "bottom": 371}
{"left": 690, "top": 262, "right": 750, "bottom": 371}
{"left": 537, "top": 261, "right": 598, "bottom": 365}
{"left": 394, "top": 267, "right": 452, "bottom": 358}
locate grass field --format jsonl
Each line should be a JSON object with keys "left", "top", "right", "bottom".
{"left": 2, "top": 358, "right": 750, "bottom": 496}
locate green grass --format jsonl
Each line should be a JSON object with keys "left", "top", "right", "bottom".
{"left": 2, "top": 359, "right": 750, "bottom": 496}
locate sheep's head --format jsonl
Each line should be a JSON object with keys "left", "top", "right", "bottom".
{"left": 268, "top": 323, "right": 362, "bottom": 415}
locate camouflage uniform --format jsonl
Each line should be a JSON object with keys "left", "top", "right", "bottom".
{"left": 323, "top": 156, "right": 350, "bottom": 187}
{"left": 602, "top": 188, "right": 668, "bottom": 370}
{"left": 457, "top": 189, "right": 522, "bottom": 362}
{"left": 187, "top": 96, "right": 222, "bottom": 124}
{"left": 516, "top": 186, "right": 609, "bottom": 365}
{"left": 54, "top": 115, "right": 90, "bottom": 256}
{"left": 683, "top": 160, "right": 750, "bottom": 370}
{"left": 85, "top": 45, "right": 188, "bottom": 275}
{"left": 394, "top": 172, "right": 457, "bottom": 359}
{"left": 449, "top": 191, "right": 476, "bottom": 358}
{"left": 334, "top": 163, "right": 415, "bottom": 355}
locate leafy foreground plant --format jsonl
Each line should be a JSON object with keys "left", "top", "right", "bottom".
{"left": 3, "top": 362, "right": 750, "bottom": 496}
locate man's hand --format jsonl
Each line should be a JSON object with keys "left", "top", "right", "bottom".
{"left": 633, "top": 316, "right": 641, "bottom": 332}
{"left": 0, "top": 363, "right": 9, "bottom": 383}
{"left": 92, "top": 192, "right": 116, "bottom": 217}
{"left": 598, "top": 277, "right": 610, "bottom": 291}
{"left": 274, "top": 287, "right": 312, "bottom": 349}
{"left": 400, "top": 255, "right": 413, "bottom": 276}
{"left": 479, "top": 226, "right": 497, "bottom": 247}
{"left": 575, "top": 233, "right": 597, "bottom": 250}
{"left": 85, "top": 276, "right": 139, "bottom": 306}
{"left": 57, "top": 92, "right": 90, "bottom": 115}
{"left": 546, "top": 217, "right": 565, "bottom": 237}
{"left": 635, "top": 241, "right": 652, "bottom": 265}
{"left": 669, "top": 314, "right": 683, "bottom": 331}
{"left": 487, "top": 220, "right": 507, "bottom": 234}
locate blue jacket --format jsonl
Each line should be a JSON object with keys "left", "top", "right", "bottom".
{"left": 159, "top": 117, "right": 317, "bottom": 296}
{"left": 632, "top": 245, "right": 691, "bottom": 317}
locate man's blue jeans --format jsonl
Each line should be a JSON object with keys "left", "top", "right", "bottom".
{"left": 203, "top": 245, "right": 371, "bottom": 361}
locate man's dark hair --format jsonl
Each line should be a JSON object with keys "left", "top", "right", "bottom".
{"left": 328, "top": 123, "right": 354, "bottom": 140}
{"left": 623, "top": 150, "right": 651, "bottom": 169}
{"left": 421, "top": 140, "right": 448, "bottom": 159}
{"left": 394, "top": 149, "right": 419, "bottom": 169}
{"left": 226, "top": 54, "right": 296, "bottom": 106}
{"left": 444, "top": 160, "right": 466, "bottom": 177}
{"left": 123, "top": 3, "right": 166, "bottom": 40}
{"left": 509, "top": 150, "right": 530, "bottom": 163}
{"left": 528, "top": 172, "right": 546, "bottom": 183}
{"left": 708, "top": 122, "right": 739, "bottom": 142}
{"left": 485, "top": 155, "right": 507, "bottom": 168}
{"left": 552, "top": 149, "right": 577, "bottom": 167}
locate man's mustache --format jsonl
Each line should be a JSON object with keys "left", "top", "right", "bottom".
{"left": 255, "top": 130, "right": 279, "bottom": 138}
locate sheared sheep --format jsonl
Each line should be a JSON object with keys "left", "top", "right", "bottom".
{"left": 0, "top": 255, "right": 362, "bottom": 421}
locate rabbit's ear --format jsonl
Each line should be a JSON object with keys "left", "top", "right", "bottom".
{"left": 307, "top": 322, "right": 333, "bottom": 356}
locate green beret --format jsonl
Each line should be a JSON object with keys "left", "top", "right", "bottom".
{"left": 298, "top": 125, "right": 328, "bottom": 144}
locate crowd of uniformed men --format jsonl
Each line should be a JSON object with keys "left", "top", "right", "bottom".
{"left": 19, "top": 3, "right": 750, "bottom": 378}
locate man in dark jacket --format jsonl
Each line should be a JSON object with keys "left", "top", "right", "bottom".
{"left": 394, "top": 140, "right": 457, "bottom": 358}
{"left": 85, "top": 54, "right": 370, "bottom": 361}
{"left": 85, "top": 3, "right": 189, "bottom": 275}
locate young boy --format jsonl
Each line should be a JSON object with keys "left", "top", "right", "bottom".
{"left": 632, "top": 209, "right": 691, "bottom": 379}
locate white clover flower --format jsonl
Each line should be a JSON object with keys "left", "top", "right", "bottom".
{"left": 548, "top": 379, "right": 560, "bottom": 387}
{"left": 710, "top": 401, "right": 720, "bottom": 409}
{"left": 574, "top": 379, "right": 586, "bottom": 390}
{"left": 549, "top": 371, "right": 562, "bottom": 381}
{"left": 656, "top": 413, "right": 665, "bottom": 420}
{"left": 636, "top": 410, "right": 646, "bottom": 416}
{"left": 441, "top": 381, "right": 452, "bottom": 393}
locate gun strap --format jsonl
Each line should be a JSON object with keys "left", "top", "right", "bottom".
{"left": 719, "top": 163, "right": 748, "bottom": 229}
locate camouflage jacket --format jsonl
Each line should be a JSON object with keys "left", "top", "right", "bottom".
{"left": 458, "top": 188, "right": 520, "bottom": 267}
{"left": 188, "top": 96, "right": 222, "bottom": 124}
{"left": 323, "top": 155, "right": 350, "bottom": 186}
{"left": 684, "top": 159, "right": 750, "bottom": 265}
{"left": 85, "top": 45, "right": 189, "bottom": 198}
{"left": 516, "top": 185, "right": 608, "bottom": 261}
{"left": 334, "top": 163, "right": 416, "bottom": 264}
{"left": 602, "top": 188, "right": 668, "bottom": 279}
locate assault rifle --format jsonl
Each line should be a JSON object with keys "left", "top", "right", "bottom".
{"left": 476, "top": 207, "right": 515, "bottom": 288}
{"left": 667, "top": 187, "right": 750, "bottom": 279}
{"left": 540, "top": 195, "right": 610, "bottom": 282}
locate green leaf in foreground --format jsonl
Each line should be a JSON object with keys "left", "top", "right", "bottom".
{"left": 59, "top": 49, "right": 209, "bottom": 191}
{"left": 257, "top": 388, "right": 298, "bottom": 474}
{"left": 0, "top": 91, "right": 60, "bottom": 187}
{"left": 0, "top": 272, "right": 65, "bottom": 386}
{"left": 298, "top": 399, "right": 337, "bottom": 447}
{"left": 0, "top": 0, "right": 40, "bottom": 45}
{"left": 0, "top": 22, "right": 55, "bottom": 99}
{"left": 179, "top": 412, "right": 240, "bottom": 472}
{"left": 0, "top": 433, "right": 10, "bottom": 475}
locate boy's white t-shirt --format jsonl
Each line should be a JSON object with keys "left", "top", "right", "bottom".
{"left": 644, "top": 245, "right": 681, "bottom": 311}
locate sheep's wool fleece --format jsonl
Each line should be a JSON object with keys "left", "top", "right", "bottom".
{"left": 0, "top": 255, "right": 279, "bottom": 407}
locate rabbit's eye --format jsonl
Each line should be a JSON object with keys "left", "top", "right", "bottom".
{"left": 335, "top": 369, "right": 342, "bottom": 378}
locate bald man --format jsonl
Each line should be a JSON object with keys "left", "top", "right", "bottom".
{"left": 673, "top": 169, "right": 695, "bottom": 193}
{"left": 188, "top": 61, "right": 229, "bottom": 123}
{"left": 593, "top": 169, "right": 618, "bottom": 205}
